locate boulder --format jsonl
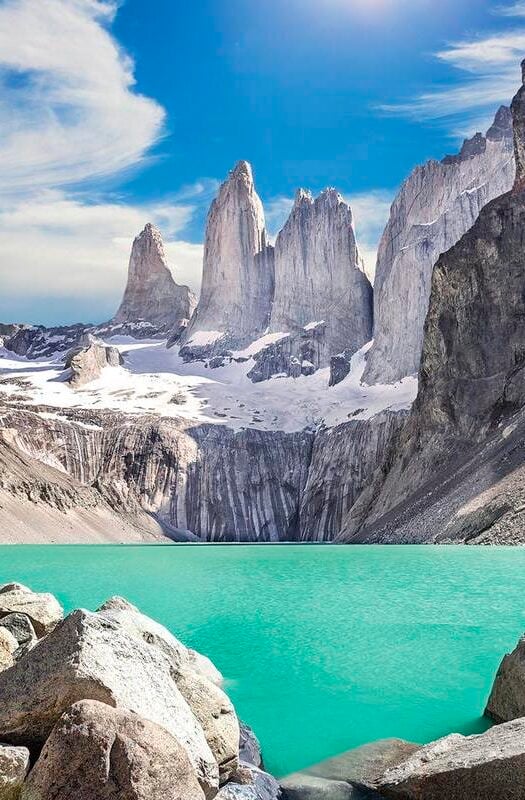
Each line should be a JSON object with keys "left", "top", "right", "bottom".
{"left": 64, "top": 342, "right": 123, "bottom": 388}
{"left": 280, "top": 773, "right": 364, "bottom": 799}
{"left": 0, "top": 745, "right": 29, "bottom": 800}
{"left": 301, "top": 739, "right": 419, "bottom": 789}
{"left": 0, "top": 584, "right": 62, "bottom": 638}
{"left": 216, "top": 764, "right": 282, "bottom": 800}
{"left": 20, "top": 700, "right": 205, "bottom": 800}
{"left": 239, "top": 722, "right": 263, "bottom": 768}
{"left": 0, "top": 628, "right": 17, "bottom": 672}
{"left": 0, "top": 614, "right": 37, "bottom": 650}
{"left": 485, "top": 634, "right": 525, "bottom": 722}
{"left": 188, "top": 648, "right": 224, "bottom": 686}
{"left": 97, "top": 597, "right": 238, "bottom": 782}
{"left": 375, "top": 718, "right": 525, "bottom": 799}
{"left": 0, "top": 609, "right": 218, "bottom": 797}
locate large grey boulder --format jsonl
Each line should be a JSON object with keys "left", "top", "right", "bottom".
{"left": 217, "top": 764, "right": 282, "bottom": 800}
{"left": 112, "top": 223, "right": 196, "bottom": 330}
{"left": 20, "top": 700, "right": 205, "bottom": 800}
{"left": 0, "top": 584, "right": 62, "bottom": 637}
{"left": 0, "top": 628, "right": 17, "bottom": 673}
{"left": 375, "top": 718, "right": 525, "bottom": 799}
{"left": 485, "top": 634, "right": 525, "bottom": 722}
{"left": 0, "top": 614, "right": 37, "bottom": 650}
{"left": 239, "top": 722, "right": 263, "bottom": 768}
{"left": 0, "top": 609, "right": 218, "bottom": 797}
{"left": 64, "top": 341, "right": 123, "bottom": 388}
{"left": 97, "top": 597, "right": 238, "bottom": 783}
{"left": 280, "top": 773, "right": 366, "bottom": 799}
{"left": 0, "top": 745, "right": 29, "bottom": 800}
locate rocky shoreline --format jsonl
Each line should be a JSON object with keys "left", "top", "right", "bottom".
{"left": 0, "top": 582, "right": 522, "bottom": 799}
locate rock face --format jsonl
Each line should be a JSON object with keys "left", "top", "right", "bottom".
{"left": 485, "top": 633, "right": 525, "bottom": 722}
{"left": 21, "top": 700, "right": 206, "bottom": 800}
{"left": 363, "top": 105, "right": 515, "bottom": 386}
{"left": 339, "top": 65, "right": 525, "bottom": 544}
{"left": 375, "top": 718, "right": 525, "bottom": 800}
{"left": 247, "top": 324, "right": 327, "bottom": 382}
{"left": 113, "top": 223, "right": 196, "bottom": 329}
{"left": 64, "top": 338, "right": 123, "bottom": 387}
{"left": 270, "top": 189, "right": 372, "bottom": 363}
{"left": 182, "top": 162, "right": 274, "bottom": 353}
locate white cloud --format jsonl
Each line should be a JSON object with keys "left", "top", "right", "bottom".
{"left": 0, "top": 192, "right": 203, "bottom": 323}
{"left": 0, "top": 0, "right": 164, "bottom": 194}
{"left": 379, "top": 5, "right": 525, "bottom": 138}
{"left": 265, "top": 196, "right": 295, "bottom": 239}
{"left": 346, "top": 190, "right": 393, "bottom": 281}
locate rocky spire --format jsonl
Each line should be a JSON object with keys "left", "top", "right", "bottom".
{"left": 362, "top": 104, "right": 515, "bottom": 386}
{"left": 113, "top": 223, "right": 196, "bottom": 329}
{"left": 269, "top": 188, "right": 373, "bottom": 359}
{"left": 512, "top": 59, "right": 525, "bottom": 190}
{"left": 181, "top": 161, "right": 274, "bottom": 351}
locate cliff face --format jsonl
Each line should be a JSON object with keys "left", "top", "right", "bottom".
{"left": 363, "top": 106, "right": 515, "bottom": 385}
{"left": 113, "top": 223, "right": 196, "bottom": 329}
{"left": 339, "top": 66, "right": 525, "bottom": 544}
{"left": 270, "top": 189, "right": 372, "bottom": 360}
{"left": 181, "top": 162, "right": 274, "bottom": 352}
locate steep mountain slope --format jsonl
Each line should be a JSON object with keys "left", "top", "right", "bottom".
{"left": 363, "top": 106, "right": 515, "bottom": 385}
{"left": 339, "top": 64, "right": 525, "bottom": 544}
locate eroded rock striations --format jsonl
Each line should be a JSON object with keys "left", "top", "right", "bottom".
{"left": 270, "top": 189, "right": 372, "bottom": 364}
{"left": 181, "top": 162, "right": 274, "bottom": 355}
{"left": 113, "top": 223, "right": 196, "bottom": 330}
{"left": 339, "top": 63, "right": 525, "bottom": 545}
{"left": 363, "top": 105, "right": 515, "bottom": 386}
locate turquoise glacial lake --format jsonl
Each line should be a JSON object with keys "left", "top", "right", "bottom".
{"left": 0, "top": 544, "right": 523, "bottom": 777}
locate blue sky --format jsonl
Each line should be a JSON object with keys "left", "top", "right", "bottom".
{"left": 0, "top": 0, "right": 524, "bottom": 325}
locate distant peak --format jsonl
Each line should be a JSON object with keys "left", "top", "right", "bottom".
{"left": 230, "top": 160, "right": 253, "bottom": 181}
{"left": 294, "top": 188, "right": 313, "bottom": 204}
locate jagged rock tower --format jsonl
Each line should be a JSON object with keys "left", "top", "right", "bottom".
{"left": 113, "top": 223, "right": 196, "bottom": 329}
{"left": 363, "top": 105, "right": 515, "bottom": 385}
{"left": 270, "top": 188, "right": 373, "bottom": 357}
{"left": 181, "top": 161, "right": 274, "bottom": 352}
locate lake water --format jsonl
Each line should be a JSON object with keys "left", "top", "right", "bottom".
{"left": 0, "top": 544, "right": 523, "bottom": 777}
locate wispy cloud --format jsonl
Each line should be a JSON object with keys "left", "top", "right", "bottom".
{"left": 0, "top": 0, "right": 165, "bottom": 194}
{"left": 0, "top": 191, "right": 203, "bottom": 324}
{"left": 380, "top": 3, "right": 525, "bottom": 138}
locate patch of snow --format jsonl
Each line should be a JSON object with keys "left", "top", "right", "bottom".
{"left": 185, "top": 330, "right": 224, "bottom": 347}
{"left": 234, "top": 332, "right": 289, "bottom": 358}
{"left": 303, "top": 320, "right": 325, "bottom": 331}
{"left": 0, "top": 337, "right": 418, "bottom": 434}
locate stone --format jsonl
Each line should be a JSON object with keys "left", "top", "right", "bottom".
{"left": 301, "top": 739, "right": 419, "bottom": 788}
{"left": 64, "top": 341, "right": 123, "bottom": 388}
{"left": 0, "top": 609, "right": 218, "bottom": 797}
{"left": 280, "top": 773, "right": 367, "bottom": 799}
{"left": 375, "top": 718, "right": 525, "bottom": 799}
{"left": 0, "top": 628, "right": 16, "bottom": 672}
{"left": 181, "top": 161, "right": 274, "bottom": 354}
{"left": 112, "top": 223, "right": 196, "bottom": 329}
{"left": 0, "top": 745, "right": 29, "bottom": 800}
{"left": 97, "top": 597, "right": 239, "bottom": 783}
{"left": 364, "top": 105, "right": 515, "bottom": 385}
{"left": 0, "top": 614, "right": 37, "bottom": 649}
{"left": 239, "top": 722, "right": 263, "bottom": 768}
{"left": 270, "top": 189, "right": 372, "bottom": 364}
{"left": 216, "top": 764, "right": 282, "bottom": 800}
{"left": 0, "top": 583, "right": 63, "bottom": 637}
{"left": 20, "top": 700, "right": 205, "bottom": 800}
{"left": 188, "top": 649, "right": 224, "bottom": 686}
{"left": 485, "top": 633, "right": 525, "bottom": 722}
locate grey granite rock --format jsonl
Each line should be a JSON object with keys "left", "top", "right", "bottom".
{"left": 64, "top": 340, "right": 123, "bottom": 387}
{"left": 364, "top": 105, "right": 515, "bottom": 385}
{"left": 485, "top": 633, "right": 525, "bottom": 723}
{"left": 0, "top": 745, "right": 29, "bottom": 800}
{"left": 247, "top": 324, "right": 329, "bottom": 383}
{"left": 182, "top": 161, "right": 274, "bottom": 355}
{"left": 375, "top": 718, "right": 525, "bottom": 800}
{"left": 20, "top": 700, "right": 205, "bottom": 800}
{"left": 280, "top": 774, "right": 372, "bottom": 800}
{"left": 217, "top": 764, "right": 282, "bottom": 800}
{"left": 0, "top": 608, "right": 218, "bottom": 796}
{"left": 239, "top": 723, "right": 263, "bottom": 769}
{"left": 0, "top": 583, "right": 63, "bottom": 637}
{"left": 0, "top": 613, "right": 36, "bottom": 650}
{"left": 340, "top": 63, "right": 525, "bottom": 545}
{"left": 113, "top": 223, "right": 196, "bottom": 328}
{"left": 270, "top": 189, "right": 372, "bottom": 365}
